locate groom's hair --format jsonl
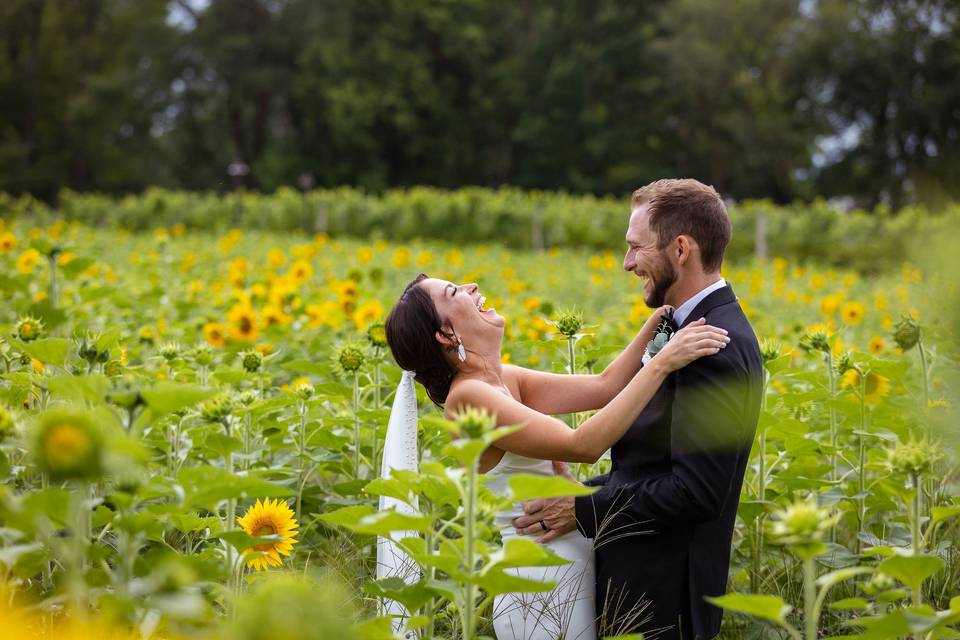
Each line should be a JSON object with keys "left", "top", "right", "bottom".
{"left": 631, "top": 178, "right": 730, "bottom": 272}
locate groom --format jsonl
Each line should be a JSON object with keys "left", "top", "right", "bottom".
{"left": 513, "top": 179, "right": 763, "bottom": 639}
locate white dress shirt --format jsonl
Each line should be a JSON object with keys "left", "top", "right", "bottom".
{"left": 672, "top": 278, "right": 727, "bottom": 326}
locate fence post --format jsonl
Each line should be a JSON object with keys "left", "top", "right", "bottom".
{"left": 532, "top": 204, "right": 544, "bottom": 252}
{"left": 755, "top": 211, "right": 768, "bottom": 260}
{"left": 315, "top": 203, "right": 329, "bottom": 234}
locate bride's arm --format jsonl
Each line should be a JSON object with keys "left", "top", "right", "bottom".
{"left": 447, "top": 321, "right": 729, "bottom": 463}
{"left": 505, "top": 305, "right": 672, "bottom": 414}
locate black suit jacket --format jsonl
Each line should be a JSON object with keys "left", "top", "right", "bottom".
{"left": 575, "top": 284, "right": 762, "bottom": 640}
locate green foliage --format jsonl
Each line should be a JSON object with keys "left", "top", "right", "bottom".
{"left": 7, "top": 187, "right": 960, "bottom": 270}
{"left": 0, "top": 215, "right": 957, "bottom": 638}
{"left": 2, "top": 1, "right": 960, "bottom": 207}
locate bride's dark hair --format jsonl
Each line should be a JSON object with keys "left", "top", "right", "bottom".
{"left": 386, "top": 273, "right": 458, "bottom": 406}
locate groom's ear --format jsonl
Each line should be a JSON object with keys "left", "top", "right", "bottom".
{"left": 675, "top": 234, "right": 696, "bottom": 266}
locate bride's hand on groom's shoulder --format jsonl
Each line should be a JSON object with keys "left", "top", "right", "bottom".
{"left": 656, "top": 319, "right": 730, "bottom": 372}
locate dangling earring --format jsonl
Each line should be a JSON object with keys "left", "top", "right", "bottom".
{"left": 457, "top": 339, "right": 466, "bottom": 363}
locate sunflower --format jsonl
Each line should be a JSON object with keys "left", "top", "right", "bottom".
{"left": 237, "top": 498, "right": 299, "bottom": 571}
{"left": 391, "top": 247, "right": 411, "bottom": 268}
{"left": 203, "top": 322, "right": 227, "bottom": 347}
{"left": 0, "top": 231, "right": 17, "bottom": 251}
{"left": 228, "top": 304, "right": 260, "bottom": 342}
{"left": 267, "top": 248, "right": 287, "bottom": 269}
{"left": 16, "top": 248, "right": 41, "bottom": 274}
{"left": 352, "top": 300, "right": 384, "bottom": 330}
{"left": 288, "top": 259, "right": 313, "bottom": 285}
{"left": 841, "top": 368, "right": 891, "bottom": 404}
{"left": 33, "top": 410, "right": 103, "bottom": 481}
{"left": 261, "top": 304, "right": 291, "bottom": 327}
{"left": 841, "top": 301, "right": 866, "bottom": 325}
{"left": 820, "top": 293, "right": 843, "bottom": 316}
{"left": 306, "top": 301, "right": 339, "bottom": 329}
{"left": 868, "top": 335, "right": 885, "bottom": 354}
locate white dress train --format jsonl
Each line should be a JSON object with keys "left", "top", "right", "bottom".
{"left": 486, "top": 451, "right": 597, "bottom": 640}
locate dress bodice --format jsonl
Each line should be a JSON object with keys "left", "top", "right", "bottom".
{"left": 484, "top": 450, "right": 555, "bottom": 534}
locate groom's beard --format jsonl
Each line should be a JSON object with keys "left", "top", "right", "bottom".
{"left": 645, "top": 257, "right": 677, "bottom": 308}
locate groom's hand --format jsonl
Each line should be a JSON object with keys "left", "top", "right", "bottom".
{"left": 513, "top": 463, "right": 579, "bottom": 542}
{"left": 513, "top": 496, "right": 577, "bottom": 543}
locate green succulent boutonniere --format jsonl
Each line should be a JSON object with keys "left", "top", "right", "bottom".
{"left": 642, "top": 309, "right": 676, "bottom": 365}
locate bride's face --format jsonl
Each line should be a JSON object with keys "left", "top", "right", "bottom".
{"left": 420, "top": 278, "right": 506, "bottom": 347}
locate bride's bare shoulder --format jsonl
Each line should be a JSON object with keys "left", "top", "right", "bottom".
{"left": 445, "top": 377, "right": 491, "bottom": 411}
{"left": 447, "top": 376, "right": 518, "bottom": 415}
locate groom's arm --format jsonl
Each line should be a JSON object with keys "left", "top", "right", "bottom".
{"left": 573, "top": 349, "right": 750, "bottom": 538}
{"left": 583, "top": 472, "right": 610, "bottom": 488}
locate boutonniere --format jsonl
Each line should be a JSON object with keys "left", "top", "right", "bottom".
{"left": 642, "top": 310, "right": 676, "bottom": 365}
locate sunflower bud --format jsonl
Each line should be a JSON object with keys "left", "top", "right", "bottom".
{"left": 886, "top": 436, "right": 941, "bottom": 478}
{"left": 32, "top": 410, "right": 104, "bottom": 481}
{"left": 294, "top": 380, "right": 315, "bottom": 400}
{"left": 15, "top": 316, "right": 44, "bottom": 342}
{"left": 759, "top": 337, "right": 782, "bottom": 364}
{"left": 199, "top": 393, "right": 234, "bottom": 423}
{"left": 866, "top": 572, "right": 897, "bottom": 594}
{"left": 366, "top": 322, "right": 387, "bottom": 349}
{"left": 453, "top": 406, "right": 496, "bottom": 439}
{"left": 103, "top": 360, "right": 124, "bottom": 377}
{"left": 893, "top": 317, "right": 921, "bottom": 351}
{"left": 799, "top": 330, "right": 830, "bottom": 354}
{"left": 767, "top": 496, "right": 839, "bottom": 559}
{"left": 336, "top": 343, "right": 366, "bottom": 373}
{"left": 158, "top": 341, "right": 180, "bottom": 362}
{"left": 191, "top": 343, "right": 215, "bottom": 367}
{"left": 240, "top": 350, "right": 264, "bottom": 373}
{"left": 835, "top": 351, "right": 855, "bottom": 376}
{"left": 554, "top": 309, "right": 584, "bottom": 338}
{"left": 138, "top": 326, "right": 156, "bottom": 344}
{"left": 235, "top": 390, "right": 259, "bottom": 407}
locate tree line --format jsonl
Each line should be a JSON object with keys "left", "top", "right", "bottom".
{"left": 1, "top": 0, "right": 958, "bottom": 210}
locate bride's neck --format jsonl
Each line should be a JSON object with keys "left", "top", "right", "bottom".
{"left": 455, "top": 346, "right": 504, "bottom": 386}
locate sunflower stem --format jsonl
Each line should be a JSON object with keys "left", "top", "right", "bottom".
{"left": 911, "top": 472, "right": 923, "bottom": 556}
{"left": 48, "top": 256, "right": 58, "bottom": 307}
{"left": 372, "top": 360, "right": 382, "bottom": 472}
{"left": 803, "top": 556, "right": 817, "bottom": 640}
{"left": 856, "top": 372, "right": 867, "bottom": 554}
{"left": 224, "top": 417, "right": 237, "bottom": 600}
{"left": 826, "top": 351, "right": 837, "bottom": 484}
{"left": 353, "top": 372, "right": 362, "bottom": 480}
{"left": 296, "top": 397, "right": 307, "bottom": 523}
{"left": 461, "top": 458, "right": 479, "bottom": 640}
{"left": 917, "top": 334, "right": 930, "bottom": 418}
{"left": 752, "top": 368, "right": 769, "bottom": 593}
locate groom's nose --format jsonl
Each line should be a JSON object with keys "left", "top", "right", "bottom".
{"left": 623, "top": 250, "right": 636, "bottom": 272}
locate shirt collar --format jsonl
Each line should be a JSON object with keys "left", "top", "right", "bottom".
{"left": 673, "top": 278, "right": 727, "bottom": 326}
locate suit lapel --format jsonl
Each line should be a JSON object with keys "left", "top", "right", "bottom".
{"left": 679, "top": 284, "right": 739, "bottom": 328}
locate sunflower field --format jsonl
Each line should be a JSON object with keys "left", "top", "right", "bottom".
{"left": 0, "top": 212, "right": 958, "bottom": 640}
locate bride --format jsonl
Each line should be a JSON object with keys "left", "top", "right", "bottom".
{"left": 382, "top": 274, "right": 729, "bottom": 640}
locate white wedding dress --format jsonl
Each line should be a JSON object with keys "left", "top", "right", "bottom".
{"left": 486, "top": 451, "right": 597, "bottom": 640}
{"left": 377, "top": 371, "right": 596, "bottom": 640}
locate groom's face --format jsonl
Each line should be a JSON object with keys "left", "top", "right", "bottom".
{"left": 623, "top": 205, "right": 677, "bottom": 308}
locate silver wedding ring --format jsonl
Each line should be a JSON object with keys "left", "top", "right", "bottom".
{"left": 539, "top": 520, "right": 549, "bottom": 532}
